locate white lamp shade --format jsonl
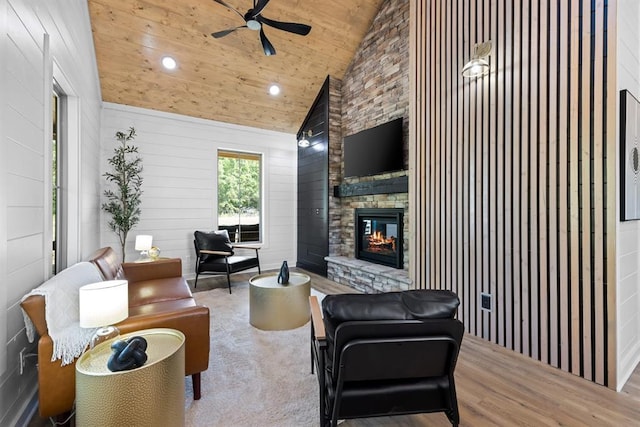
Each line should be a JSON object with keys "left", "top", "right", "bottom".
{"left": 79, "top": 280, "right": 129, "bottom": 328}
{"left": 135, "top": 235, "right": 153, "bottom": 251}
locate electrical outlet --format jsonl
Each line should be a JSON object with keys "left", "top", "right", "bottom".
{"left": 19, "top": 348, "right": 27, "bottom": 375}
{"left": 480, "top": 293, "right": 492, "bottom": 311}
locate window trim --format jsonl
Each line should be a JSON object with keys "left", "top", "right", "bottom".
{"left": 217, "top": 149, "right": 263, "bottom": 243}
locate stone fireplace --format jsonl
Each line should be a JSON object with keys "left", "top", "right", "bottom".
{"left": 325, "top": 171, "right": 412, "bottom": 294}
{"left": 355, "top": 208, "right": 403, "bottom": 269}
{"left": 320, "top": 0, "right": 411, "bottom": 294}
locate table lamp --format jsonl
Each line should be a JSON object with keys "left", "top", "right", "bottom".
{"left": 135, "top": 235, "right": 153, "bottom": 261}
{"left": 79, "top": 280, "right": 129, "bottom": 349}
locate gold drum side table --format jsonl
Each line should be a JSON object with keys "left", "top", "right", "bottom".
{"left": 75, "top": 328, "right": 185, "bottom": 427}
{"left": 249, "top": 272, "right": 311, "bottom": 330}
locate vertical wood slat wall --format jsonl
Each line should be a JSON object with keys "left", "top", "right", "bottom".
{"left": 409, "top": 0, "right": 617, "bottom": 386}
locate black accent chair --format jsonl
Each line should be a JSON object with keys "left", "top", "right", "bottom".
{"left": 193, "top": 230, "right": 261, "bottom": 293}
{"left": 309, "top": 290, "right": 464, "bottom": 427}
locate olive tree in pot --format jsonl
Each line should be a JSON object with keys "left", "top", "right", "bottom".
{"left": 102, "top": 127, "right": 143, "bottom": 262}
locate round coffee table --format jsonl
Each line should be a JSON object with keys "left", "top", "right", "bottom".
{"left": 249, "top": 272, "right": 311, "bottom": 330}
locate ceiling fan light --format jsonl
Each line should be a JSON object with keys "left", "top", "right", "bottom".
{"left": 247, "top": 20, "right": 261, "bottom": 30}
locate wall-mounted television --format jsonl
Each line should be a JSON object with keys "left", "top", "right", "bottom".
{"left": 343, "top": 117, "right": 404, "bottom": 178}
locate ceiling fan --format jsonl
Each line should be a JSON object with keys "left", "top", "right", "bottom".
{"left": 211, "top": 0, "right": 312, "bottom": 56}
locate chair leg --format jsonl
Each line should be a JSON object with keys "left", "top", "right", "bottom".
{"left": 194, "top": 272, "right": 199, "bottom": 288}
{"left": 226, "top": 272, "right": 232, "bottom": 294}
{"left": 192, "top": 373, "right": 201, "bottom": 400}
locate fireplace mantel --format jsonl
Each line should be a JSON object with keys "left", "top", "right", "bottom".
{"left": 334, "top": 175, "right": 408, "bottom": 198}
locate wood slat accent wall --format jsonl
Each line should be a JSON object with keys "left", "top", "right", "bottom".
{"left": 409, "top": 0, "right": 617, "bottom": 386}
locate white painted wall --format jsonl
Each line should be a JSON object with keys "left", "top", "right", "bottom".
{"left": 100, "top": 103, "right": 298, "bottom": 276}
{"left": 0, "top": 0, "right": 102, "bottom": 424}
{"left": 617, "top": 0, "right": 640, "bottom": 391}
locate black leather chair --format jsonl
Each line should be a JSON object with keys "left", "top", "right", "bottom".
{"left": 193, "top": 230, "right": 261, "bottom": 293}
{"left": 309, "top": 290, "right": 464, "bottom": 427}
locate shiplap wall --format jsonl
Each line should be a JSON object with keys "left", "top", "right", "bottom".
{"left": 616, "top": 0, "right": 640, "bottom": 390}
{"left": 410, "top": 0, "right": 617, "bottom": 387}
{"left": 100, "top": 103, "right": 297, "bottom": 275}
{"left": 0, "top": 0, "right": 102, "bottom": 424}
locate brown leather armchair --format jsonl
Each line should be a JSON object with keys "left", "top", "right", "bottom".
{"left": 20, "top": 247, "right": 210, "bottom": 418}
{"left": 310, "top": 290, "right": 464, "bottom": 427}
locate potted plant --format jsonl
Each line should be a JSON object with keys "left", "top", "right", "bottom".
{"left": 102, "top": 127, "right": 143, "bottom": 261}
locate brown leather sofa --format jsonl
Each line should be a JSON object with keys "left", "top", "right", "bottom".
{"left": 20, "top": 247, "right": 210, "bottom": 418}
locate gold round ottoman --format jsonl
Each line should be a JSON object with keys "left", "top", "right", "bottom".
{"left": 75, "top": 328, "right": 185, "bottom": 427}
{"left": 249, "top": 272, "right": 311, "bottom": 330}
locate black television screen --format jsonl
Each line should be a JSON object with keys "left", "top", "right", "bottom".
{"left": 343, "top": 118, "right": 404, "bottom": 178}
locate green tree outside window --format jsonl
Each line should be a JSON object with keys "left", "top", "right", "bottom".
{"left": 218, "top": 151, "right": 261, "bottom": 242}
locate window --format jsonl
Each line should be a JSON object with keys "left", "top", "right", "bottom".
{"left": 217, "top": 150, "right": 262, "bottom": 242}
{"left": 49, "top": 67, "right": 82, "bottom": 273}
{"left": 51, "top": 91, "right": 59, "bottom": 274}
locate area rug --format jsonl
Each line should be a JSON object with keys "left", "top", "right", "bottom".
{"left": 184, "top": 283, "right": 324, "bottom": 426}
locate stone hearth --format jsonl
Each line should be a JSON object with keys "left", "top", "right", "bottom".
{"left": 325, "top": 256, "right": 412, "bottom": 294}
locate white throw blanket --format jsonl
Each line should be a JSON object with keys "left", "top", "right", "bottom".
{"left": 21, "top": 262, "right": 103, "bottom": 365}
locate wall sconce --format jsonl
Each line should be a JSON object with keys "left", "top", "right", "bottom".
{"left": 462, "top": 41, "right": 491, "bottom": 78}
{"left": 298, "top": 130, "right": 313, "bottom": 147}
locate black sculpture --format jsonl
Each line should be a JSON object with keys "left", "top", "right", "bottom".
{"left": 277, "top": 260, "right": 289, "bottom": 285}
{"left": 107, "top": 336, "right": 148, "bottom": 372}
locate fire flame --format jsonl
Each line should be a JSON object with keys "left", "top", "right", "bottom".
{"left": 367, "top": 231, "right": 396, "bottom": 251}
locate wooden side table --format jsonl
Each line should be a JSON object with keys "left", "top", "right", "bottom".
{"left": 249, "top": 272, "right": 311, "bottom": 330}
{"left": 75, "top": 328, "right": 185, "bottom": 427}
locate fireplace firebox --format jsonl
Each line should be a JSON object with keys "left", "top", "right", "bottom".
{"left": 355, "top": 208, "right": 403, "bottom": 269}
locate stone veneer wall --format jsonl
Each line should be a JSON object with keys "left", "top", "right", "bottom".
{"left": 341, "top": 0, "right": 410, "bottom": 143}
{"left": 326, "top": 0, "right": 411, "bottom": 293}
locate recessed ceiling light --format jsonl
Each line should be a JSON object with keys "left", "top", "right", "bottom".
{"left": 269, "top": 84, "right": 280, "bottom": 96}
{"left": 162, "top": 56, "right": 177, "bottom": 70}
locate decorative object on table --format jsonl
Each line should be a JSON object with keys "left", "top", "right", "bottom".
{"left": 148, "top": 246, "right": 161, "bottom": 260}
{"left": 79, "top": 280, "right": 129, "bottom": 349}
{"left": 107, "top": 336, "right": 148, "bottom": 372}
{"left": 134, "top": 234, "right": 153, "bottom": 261}
{"left": 102, "top": 127, "right": 143, "bottom": 262}
{"left": 620, "top": 89, "right": 640, "bottom": 221}
{"left": 277, "top": 260, "right": 290, "bottom": 284}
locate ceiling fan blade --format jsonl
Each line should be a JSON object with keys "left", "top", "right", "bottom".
{"left": 259, "top": 28, "right": 276, "bottom": 56}
{"left": 252, "top": 0, "right": 270, "bottom": 17}
{"left": 211, "top": 25, "right": 247, "bottom": 38}
{"left": 213, "top": 0, "right": 245, "bottom": 20}
{"left": 258, "top": 16, "right": 311, "bottom": 36}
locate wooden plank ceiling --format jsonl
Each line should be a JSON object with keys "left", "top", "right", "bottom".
{"left": 87, "top": 0, "right": 384, "bottom": 134}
